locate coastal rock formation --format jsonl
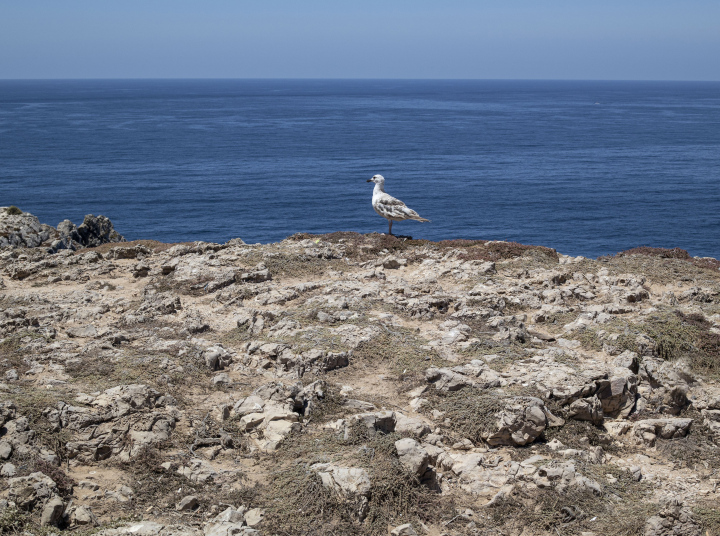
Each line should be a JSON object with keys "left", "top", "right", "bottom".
{"left": 0, "top": 207, "right": 125, "bottom": 251}
{"left": 1, "top": 226, "right": 719, "bottom": 535}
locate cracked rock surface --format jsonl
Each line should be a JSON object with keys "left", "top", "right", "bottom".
{"left": 1, "top": 227, "right": 720, "bottom": 535}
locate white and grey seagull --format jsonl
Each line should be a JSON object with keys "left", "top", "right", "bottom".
{"left": 367, "top": 174, "right": 429, "bottom": 235}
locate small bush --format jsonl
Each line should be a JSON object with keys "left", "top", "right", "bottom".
{"left": 485, "top": 468, "right": 654, "bottom": 536}
{"left": 5, "top": 205, "right": 22, "bottom": 216}
{"left": 608, "top": 246, "right": 720, "bottom": 271}
{"left": 422, "top": 389, "right": 507, "bottom": 445}
{"left": 31, "top": 458, "right": 75, "bottom": 498}
{"left": 639, "top": 311, "right": 720, "bottom": 376}
{"left": 351, "top": 329, "right": 448, "bottom": 381}
{"left": 616, "top": 246, "right": 691, "bottom": 259}
{"left": 0, "top": 507, "right": 29, "bottom": 533}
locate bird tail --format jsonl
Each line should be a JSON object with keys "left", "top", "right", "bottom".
{"left": 415, "top": 217, "right": 430, "bottom": 223}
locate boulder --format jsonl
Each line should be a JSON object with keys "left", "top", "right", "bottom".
{"left": 567, "top": 395, "right": 604, "bottom": 425}
{"left": 394, "top": 413, "right": 431, "bottom": 437}
{"left": 595, "top": 372, "right": 637, "bottom": 418}
{"left": 425, "top": 361, "right": 501, "bottom": 392}
{"left": 243, "top": 508, "right": 264, "bottom": 528}
{"left": 347, "top": 411, "right": 396, "bottom": 438}
{"left": 0, "top": 208, "right": 57, "bottom": 248}
{"left": 204, "top": 346, "right": 233, "bottom": 370}
{"left": 391, "top": 524, "right": 419, "bottom": 536}
{"left": 40, "top": 496, "right": 65, "bottom": 527}
{"left": 311, "top": 463, "right": 372, "bottom": 498}
{"left": 75, "top": 214, "right": 125, "bottom": 248}
{"left": 70, "top": 505, "right": 100, "bottom": 526}
{"left": 1, "top": 463, "right": 17, "bottom": 477}
{"left": 0, "top": 441, "right": 12, "bottom": 460}
{"left": 177, "top": 495, "right": 199, "bottom": 511}
{"left": 633, "top": 418, "right": 692, "bottom": 447}
{"left": 485, "top": 397, "right": 560, "bottom": 447}
{"left": 395, "top": 438, "right": 429, "bottom": 476}
{"left": 7, "top": 471, "right": 58, "bottom": 510}
{"left": 644, "top": 500, "right": 701, "bottom": 536}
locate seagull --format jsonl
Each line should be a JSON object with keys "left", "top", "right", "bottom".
{"left": 367, "top": 174, "right": 429, "bottom": 235}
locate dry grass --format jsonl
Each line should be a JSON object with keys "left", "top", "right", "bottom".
{"left": 543, "top": 413, "right": 618, "bottom": 454}
{"left": 110, "top": 445, "right": 254, "bottom": 519}
{"left": 597, "top": 249, "right": 720, "bottom": 285}
{"left": 654, "top": 408, "right": 720, "bottom": 472}
{"left": 257, "top": 421, "right": 456, "bottom": 536}
{"left": 641, "top": 310, "right": 720, "bottom": 376}
{"left": 694, "top": 500, "right": 720, "bottom": 536}
{"left": 5, "top": 386, "right": 73, "bottom": 456}
{"left": 288, "top": 232, "right": 559, "bottom": 267}
{"left": 12, "top": 457, "right": 76, "bottom": 499}
{"left": 570, "top": 310, "right": 720, "bottom": 378}
{"left": 0, "top": 330, "right": 49, "bottom": 375}
{"left": 421, "top": 389, "right": 507, "bottom": 446}
{"left": 486, "top": 484, "right": 656, "bottom": 536}
{"left": 350, "top": 328, "right": 450, "bottom": 384}
{"left": 613, "top": 246, "right": 720, "bottom": 271}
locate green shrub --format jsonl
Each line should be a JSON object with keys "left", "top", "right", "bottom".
{"left": 4, "top": 205, "right": 22, "bottom": 215}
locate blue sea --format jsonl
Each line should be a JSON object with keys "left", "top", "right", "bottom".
{"left": 1, "top": 79, "right": 719, "bottom": 258}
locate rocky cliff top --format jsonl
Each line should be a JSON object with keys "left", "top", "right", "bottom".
{"left": 1, "top": 226, "right": 719, "bottom": 535}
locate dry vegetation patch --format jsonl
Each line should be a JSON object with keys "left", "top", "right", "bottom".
{"left": 351, "top": 328, "right": 450, "bottom": 382}
{"left": 257, "top": 421, "right": 456, "bottom": 536}
{"left": 571, "top": 309, "right": 720, "bottom": 377}
{"left": 421, "top": 389, "right": 507, "bottom": 446}
{"left": 288, "top": 232, "right": 559, "bottom": 266}
{"left": 597, "top": 247, "right": 720, "bottom": 284}
{"left": 487, "top": 483, "right": 655, "bottom": 536}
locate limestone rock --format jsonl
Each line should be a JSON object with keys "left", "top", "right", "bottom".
{"left": 71, "top": 505, "right": 100, "bottom": 526}
{"left": 633, "top": 418, "right": 692, "bottom": 446}
{"left": 567, "top": 395, "right": 604, "bottom": 425}
{"left": 7, "top": 471, "right": 58, "bottom": 510}
{"left": 644, "top": 500, "right": 701, "bottom": 536}
{"left": 40, "top": 496, "right": 65, "bottom": 527}
{"left": 395, "top": 438, "right": 430, "bottom": 476}
{"left": 177, "top": 495, "right": 199, "bottom": 511}
{"left": 485, "top": 397, "right": 556, "bottom": 447}
{"left": 311, "top": 463, "right": 372, "bottom": 498}
{"left": 391, "top": 524, "right": 419, "bottom": 536}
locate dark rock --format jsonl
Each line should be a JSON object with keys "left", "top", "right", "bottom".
{"left": 40, "top": 497, "right": 65, "bottom": 527}
{"left": 75, "top": 214, "right": 125, "bottom": 248}
{"left": 1, "top": 208, "right": 125, "bottom": 251}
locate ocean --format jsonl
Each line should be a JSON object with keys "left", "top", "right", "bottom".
{"left": 1, "top": 79, "right": 719, "bottom": 258}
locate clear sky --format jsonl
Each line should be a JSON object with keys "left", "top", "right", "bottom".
{"left": 1, "top": 0, "right": 719, "bottom": 80}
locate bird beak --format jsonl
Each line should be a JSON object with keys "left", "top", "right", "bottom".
{"left": 366, "top": 179, "right": 372, "bottom": 182}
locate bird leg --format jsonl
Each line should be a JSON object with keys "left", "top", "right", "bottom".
{"left": 388, "top": 220, "right": 393, "bottom": 235}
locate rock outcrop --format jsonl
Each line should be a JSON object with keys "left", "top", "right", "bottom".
{"left": 1, "top": 207, "right": 125, "bottom": 251}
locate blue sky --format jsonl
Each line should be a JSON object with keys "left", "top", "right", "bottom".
{"left": 1, "top": 0, "right": 719, "bottom": 80}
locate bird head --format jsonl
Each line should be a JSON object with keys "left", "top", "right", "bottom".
{"left": 366, "top": 174, "right": 385, "bottom": 186}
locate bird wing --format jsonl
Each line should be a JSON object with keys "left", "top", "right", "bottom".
{"left": 374, "top": 193, "right": 428, "bottom": 221}
{"left": 374, "top": 194, "right": 407, "bottom": 219}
